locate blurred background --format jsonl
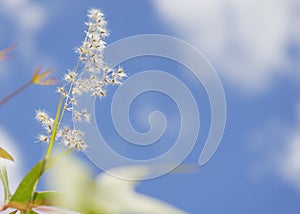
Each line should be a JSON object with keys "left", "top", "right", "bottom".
{"left": 0, "top": 0, "right": 300, "bottom": 213}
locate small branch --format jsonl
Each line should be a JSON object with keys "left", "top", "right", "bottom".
{"left": 0, "top": 81, "right": 32, "bottom": 106}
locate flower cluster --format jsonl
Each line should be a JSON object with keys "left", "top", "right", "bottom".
{"left": 35, "top": 110, "right": 53, "bottom": 144}
{"left": 58, "top": 8, "right": 127, "bottom": 109}
{"left": 71, "top": 8, "right": 126, "bottom": 99}
{"left": 35, "top": 110, "right": 54, "bottom": 137}
{"left": 73, "top": 109, "right": 91, "bottom": 122}
{"left": 35, "top": 110, "right": 87, "bottom": 150}
{"left": 35, "top": 8, "right": 126, "bottom": 151}
{"left": 57, "top": 127, "right": 87, "bottom": 150}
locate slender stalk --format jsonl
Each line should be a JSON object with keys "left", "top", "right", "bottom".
{"left": 45, "top": 96, "right": 64, "bottom": 159}
{"left": 25, "top": 20, "right": 91, "bottom": 214}
{"left": 57, "top": 81, "right": 75, "bottom": 128}
{"left": 57, "top": 27, "right": 90, "bottom": 127}
{"left": 25, "top": 96, "right": 64, "bottom": 213}
{"left": 0, "top": 80, "right": 32, "bottom": 106}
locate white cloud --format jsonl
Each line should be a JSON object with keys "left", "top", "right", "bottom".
{"left": 279, "top": 132, "right": 300, "bottom": 189}
{"left": 0, "top": 0, "right": 47, "bottom": 66}
{"left": 0, "top": 0, "right": 45, "bottom": 30}
{"left": 152, "top": 0, "right": 300, "bottom": 93}
{"left": 250, "top": 102, "right": 300, "bottom": 191}
{"left": 277, "top": 103, "right": 300, "bottom": 190}
{"left": 0, "top": 127, "right": 23, "bottom": 206}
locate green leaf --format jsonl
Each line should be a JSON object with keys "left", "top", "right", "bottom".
{"left": 31, "top": 191, "right": 63, "bottom": 207}
{"left": 33, "top": 191, "right": 95, "bottom": 213}
{"left": 27, "top": 210, "right": 38, "bottom": 214}
{"left": 0, "top": 147, "right": 14, "bottom": 161}
{"left": 3, "top": 191, "right": 65, "bottom": 214}
{"left": 0, "top": 147, "right": 14, "bottom": 204}
{"left": 0, "top": 160, "right": 12, "bottom": 204}
{"left": 4, "top": 150, "right": 70, "bottom": 211}
{"left": 20, "top": 210, "right": 38, "bottom": 214}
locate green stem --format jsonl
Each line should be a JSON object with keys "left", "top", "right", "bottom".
{"left": 45, "top": 96, "right": 64, "bottom": 160}
{"left": 25, "top": 96, "right": 64, "bottom": 213}
{"left": 24, "top": 23, "right": 91, "bottom": 214}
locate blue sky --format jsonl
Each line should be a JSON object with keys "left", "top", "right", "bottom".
{"left": 1, "top": 0, "right": 300, "bottom": 213}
